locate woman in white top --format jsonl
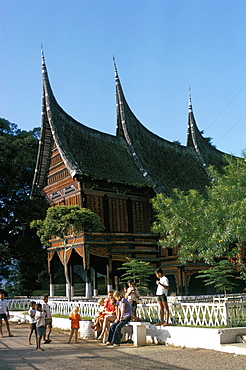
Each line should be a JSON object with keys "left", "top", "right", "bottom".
{"left": 155, "top": 267, "right": 169, "bottom": 326}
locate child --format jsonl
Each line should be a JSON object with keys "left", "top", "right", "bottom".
{"left": 35, "top": 303, "right": 46, "bottom": 351}
{"left": 125, "top": 280, "right": 139, "bottom": 320}
{"left": 97, "top": 292, "right": 117, "bottom": 341}
{"left": 67, "top": 306, "right": 81, "bottom": 343}
{"left": 91, "top": 298, "right": 105, "bottom": 333}
{"left": 155, "top": 267, "right": 169, "bottom": 326}
{"left": 28, "top": 301, "right": 37, "bottom": 345}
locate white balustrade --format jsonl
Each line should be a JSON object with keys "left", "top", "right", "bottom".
{"left": 7, "top": 294, "right": 246, "bottom": 327}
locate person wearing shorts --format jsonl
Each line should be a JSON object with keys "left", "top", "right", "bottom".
{"left": 0, "top": 292, "right": 13, "bottom": 338}
{"left": 155, "top": 267, "right": 170, "bottom": 326}
{"left": 35, "top": 303, "right": 46, "bottom": 351}
{"left": 28, "top": 301, "right": 37, "bottom": 344}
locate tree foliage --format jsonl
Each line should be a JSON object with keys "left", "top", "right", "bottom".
{"left": 196, "top": 260, "right": 238, "bottom": 295}
{"left": 117, "top": 258, "right": 153, "bottom": 294}
{"left": 31, "top": 205, "right": 104, "bottom": 301}
{"left": 30, "top": 205, "right": 104, "bottom": 246}
{"left": 0, "top": 118, "right": 48, "bottom": 296}
{"left": 152, "top": 156, "right": 246, "bottom": 280}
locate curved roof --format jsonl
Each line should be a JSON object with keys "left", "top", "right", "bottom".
{"left": 31, "top": 56, "right": 223, "bottom": 199}
{"left": 114, "top": 63, "right": 210, "bottom": 195}
{"left": 31, "top": 55, "right": 150, "bottom": 197}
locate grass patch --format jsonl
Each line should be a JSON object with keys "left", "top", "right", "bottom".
{"left": 52, "top": 314, "right": 69, "bottom": 319}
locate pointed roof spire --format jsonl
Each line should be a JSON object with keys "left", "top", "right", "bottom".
{"left": 41, "top": 43, "right": 46, "bottom": 69}
{"left": 188, "top": 86, "right": 193, "bottom": 113}
{"left": 113, "top": 55, "right": 119, "bottom": 82}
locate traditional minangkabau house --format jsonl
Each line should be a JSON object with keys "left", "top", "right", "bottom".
{"left": 31, "top": 53, "right": 228, "bottom": 298}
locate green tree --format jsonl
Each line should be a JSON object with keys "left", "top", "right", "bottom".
{"left": 0, "top": 118, "right": 48, "bottom": 296}
{"left": 30, "top": 205, "right": 104, "bottom": 300}
{"left": 117, "top": 258, "right": 153, "bottom": 295}
{"left": 152, "top": 156, "right": 246, "bottom": 288}
{"left": 196, "top": 260, "right": 238, "bottom": 296}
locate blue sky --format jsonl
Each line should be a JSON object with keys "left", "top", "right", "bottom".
{"left": 1, "top": 0, "right": 246, "bottom": 157}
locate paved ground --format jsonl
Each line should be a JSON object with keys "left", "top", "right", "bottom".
{"left": 1, "top": 323, "right": 246, "bottom": 370}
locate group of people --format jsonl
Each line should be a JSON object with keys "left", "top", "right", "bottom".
{"left": 28, "top": 295, "right": 53, "bottom": 351}
{"left": 0, "top": 267, "right": 170, "bottom": 349}
{"left": 91, "top": 288, "right": 133, "bottom": 347}
{"left": 90, "top": 268, "right": 169, "bottom": 347}
{"left": 0, "top": 293, "right": 52, "bottom": 351}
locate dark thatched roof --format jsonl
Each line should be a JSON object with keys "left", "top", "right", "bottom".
{"left": 31, "top": 55, "right": 150, "bottom": 197}
{"left": 31, "top": 57, "right": 230, "bottom": 199}
{"left": 114, "top": 65, "right": 210, "bottom": 195}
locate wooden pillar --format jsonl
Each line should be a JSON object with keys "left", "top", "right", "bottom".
{"left": 85, "top": 269, "right": 92, "bottom": 298}
{"left": 177, "top": 266, "right": 184, "bottom": 296}
{"left": 106, "top": 264, "right": 113, "bottom": 292}
{"left": 49, "top": 271, "right": 54, "bottom": 297}
{"left": 92, "top": 268, "right": 98, "bottom": 296}
{"left": 70, "top": 264, "right": 74, "bottom": 298}
{"left": 114, "top": 275, "right": 119, "bottom": 291}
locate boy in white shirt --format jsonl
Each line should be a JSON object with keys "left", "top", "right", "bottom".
{"left": 28, "top": 301, "right": 37, "bottom": 345}
{"left": 155, "top": 267, "right": 170, "bottom": 326}
{"left": 35, "top": 303, "right": 46, "bottom": 351}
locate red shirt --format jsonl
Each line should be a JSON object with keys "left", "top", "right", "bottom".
{"left": 70, "top": 313, "right": 81, "bottom": 329}
{"left": 104, "top": 299, "right": 115, "bottom": 313}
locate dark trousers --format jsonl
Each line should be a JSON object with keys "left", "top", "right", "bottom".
{"left": 107, "top": 316, "right": 131, "bottom": 344}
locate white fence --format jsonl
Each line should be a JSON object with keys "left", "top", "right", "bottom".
{"left": 7, "top": 296, "right": 246, "bottom": 327}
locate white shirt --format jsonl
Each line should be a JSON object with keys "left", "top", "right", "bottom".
{"left": 126, "top": 287, "right": 139, "bottom": 302}
{"left": 156, "top": 276, "right": 169, "bottom": 296}
{"left": 0, "top": 299, "right": 8, "bottom": 314}
{"left": 28, "top": 308, "right": 36, "bottom": 323}
{"left": 35, "top": 310, "right": 46, "bottom": 327}
{"left": 42, "top": 302, "right": 52, "bottom": 319}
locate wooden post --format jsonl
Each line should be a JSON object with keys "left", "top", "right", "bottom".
{"left": 114, "top": 275, "right": 119, "bottom": 291}
{"left": 85, "top": 269, "right": 92, "bottom": 298}
{"left": 49, "top": 271, "right": 54, "bottom": 297}
{"left": 92, "top": 268, "right": 98, "bottom": 296}
{"left": 106, "top": 264, "right": 113, "bottom": 292}
{"left": 70, "top": 264, "right": 74, "bottom": 298}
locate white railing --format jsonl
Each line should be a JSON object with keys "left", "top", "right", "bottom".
{"left": 7, "top": 295, "right": 246, "bottom": 327}
{"left": 226, "top": 302, "right": 246, "bottom": 327}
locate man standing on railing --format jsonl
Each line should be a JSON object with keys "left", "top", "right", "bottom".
{"left": 0, "top": 292, "right": 14, "bottom": 337}
{"left": 42, "top": 295, "right": 52, "bottom": 344}
{"left": 155, "top": 267, "right": 170, "bottom": 326}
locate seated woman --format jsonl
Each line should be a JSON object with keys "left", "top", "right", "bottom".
{"left": 105, "top": 290, "right": 132, "bottom": 347}
{"left": 97, "top": 294, "right": 117, "bottom": 341}
{"left": 91, "top": 298, "right": 105, "bottom": 333}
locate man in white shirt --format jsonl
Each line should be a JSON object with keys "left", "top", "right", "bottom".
{"left": 155, "top": 268, "right": 170, "bottom": 326}
{"left": 0, "top": 292, "right": 13, "bottom": 337}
